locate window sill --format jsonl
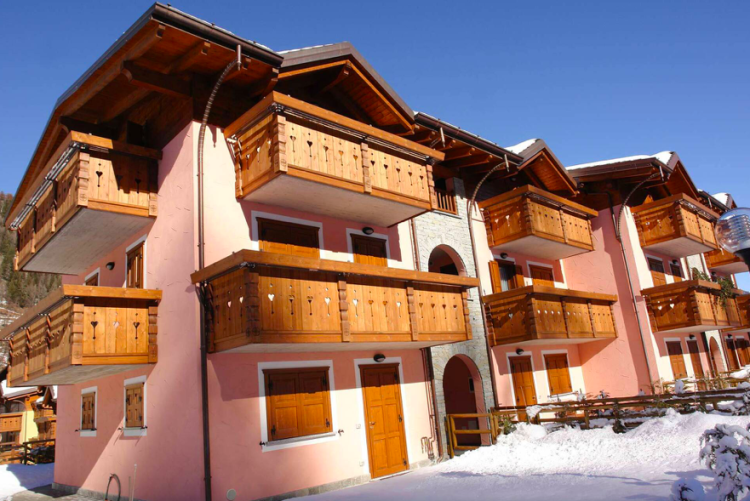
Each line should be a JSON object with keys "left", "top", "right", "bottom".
{"left": 548, "top": 392, "right": 578, "bottom": 402}
{"left": 263, "top": 431, "right": 337, "bottom": 452}
{"left": 80, "top": 430, "right": 96, "bottom": 438}
{"left": 122, "top": 427, "right": 147, "bottom": 437}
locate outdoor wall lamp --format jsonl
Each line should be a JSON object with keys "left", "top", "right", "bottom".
{"left": 373, "top": 353, "right": 386, "bottom": 363}
{"left": 672, "top": 259, "right": 679, "bottom": 265}
{"left": 106, "top": 262, "right": 115, "bottom": 270}
{"left": 728, "top": 334, "right": 734, "bottom": 340}
{"left": 689, "top": 334, "right": 696, "bottom": 340}
{"left": 515, "top": 348, "right": 524, "bottom": 355}
{"left": 715, "top": 208, "right": 750, "bottom": 266}
{"left": 500, "top": 253, "right": 509, "bottom": 259}
{"left": 362, "top": 227, "right": 374, "bottom": 235}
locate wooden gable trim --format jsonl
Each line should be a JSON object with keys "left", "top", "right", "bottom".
{"left": 518, "top": 149, "right": 577, "bottom": 196}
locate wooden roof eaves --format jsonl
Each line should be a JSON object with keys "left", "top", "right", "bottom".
{"left": 519, "top": 148, "right": 577, "bottom": 196}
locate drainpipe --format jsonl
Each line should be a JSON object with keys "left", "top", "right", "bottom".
{"left": 584, "top": 172, "right": 661, "bottom": 393}
{"left": 466, "top": 156, "right": 508, "bottom": 410}
{"left": 197, "top": 46, "right": 242, "bottom": 501}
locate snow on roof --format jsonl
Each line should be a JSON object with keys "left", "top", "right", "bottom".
{"left": 567, "top": 151, "right": 674, "bottom": 171}
{"left": 504, "top": 139, "right": 539, "bottom": 155}
{"left": 712, "top": 192, "right": 733, "bottom": 207}
{"left": 1, "top": 379, "right": 37, "bottom": 399}
{"left": 278, "top": 43, "right": 339, "bottom": 55}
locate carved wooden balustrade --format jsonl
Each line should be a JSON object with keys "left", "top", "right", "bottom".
{"left": 14, "top": 132, "right": 159, "bottom": 275}
{"left": 191, "top": 250, "right": 477, "bottom": 353}
{"left": 478, "top": 185, "right": 597, "bottom": 261}
{"left": 0, "top": 413, "right": 23, "bottom": 434}
{"left": 3, "top": 286, "right": 161, "bottom": 387}
{"left": 483, "top": 285, "right": 618, "bottom": 347}
{"left": 641, "top": 280, "right": 741, "bottom": 334}
{"left": 705, "top": 248, "right": 749, "bottom": 274}
{"left": 223, "top": 92, "right": 445, "bottom": 227}
{"left": 631, "top": 194, "right": 719, "bottom": 259}
{"left": 725, "top": 294, "right": 750, "bottom": 334}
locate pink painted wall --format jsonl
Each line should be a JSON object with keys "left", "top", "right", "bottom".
{"left": 55, "top": 123, "right": 205, "bottom": 500}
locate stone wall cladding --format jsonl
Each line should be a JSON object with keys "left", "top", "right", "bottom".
{"left": 414, "top": 178, "right": 495, "bottom": 454}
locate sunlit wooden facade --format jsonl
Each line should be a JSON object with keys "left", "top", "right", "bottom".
{"left": 705, "top": 248, "right": 749, "bottom": 275}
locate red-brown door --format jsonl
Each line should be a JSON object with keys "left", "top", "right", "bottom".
{"left": 529, "top": 265, "right": 555, "bottom": 288}
{"left": 510, "top": 356, "right": 537, "bottom": 408}
{"left": 361, "top": 364, "right": 408, "bottom": 479}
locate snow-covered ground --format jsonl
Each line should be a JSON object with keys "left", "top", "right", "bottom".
{"left": 309, "top": 411, "right": 750, "bottom": 501}
{"left": 0, "top": 463, "right": 54, "bottom": 499}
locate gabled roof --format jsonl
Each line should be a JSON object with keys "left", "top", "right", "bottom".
{"left": 509, "top": 139, "right": 577, "bottom": 196}
{"left": 1, "top": 379, "right": 40, "bottom": 401}
{"left": 567, "top": 151, "right": 677, "bottom": 171}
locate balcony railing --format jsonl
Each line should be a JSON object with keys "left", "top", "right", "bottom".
{"left": 631, "top": 194, "right": 719, "bottom": 259}
{"left": 641, "top": 280, "right": 741, "bottom": 334}
{"left": 33, "top": 408, "right": 55, "bottom": 422}
{"left": 435, "top": 187, "right": 458, "bottom": 215}
{"left": 0, "top": 413, "right": 23, "bottom": 433}
{"left": 223, "top": 92, "right": 445, "bottom": 227}
{"left": 479, "top": 185, "right": 597, "bottom": 261}
{"left": 191, "top": 250, "right": 478, "bottom": 353}
{"left": 482, "top": 285, "right": 618, "bottom": 347}
{"left": 726, "top": 294, "right": 750, "bottom": 334}
{"left": 13, "top": 132, "right": 159, "bottom": 275}
{"left": 705, "top": 249, "right": 749, "bottom": 275}
{"left": 3, "top": 286, "right": 161, "bottom": 387}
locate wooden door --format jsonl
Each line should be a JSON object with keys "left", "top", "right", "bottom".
{"left": 510, "top": 356, "right": 537, "bottom": 408}
{"left": 352, "top": 235, "right": 388, "bottom": 266}
{"left": 666, "top": 341, "right": 687, "bottom": 379}
{"left": 489, "top": 261, "right": 524, "bottom": 293}
{"left": 544, "top": 354, "right": 573, "bottom": 395}
{"left": 529, "top": 265, "right": 554, "bottom": 287}
{"left": 258, "top": 218, "right": 320, "bottom": 258}
{"left": 670, "top": 263, "right": 683, "bottom": 282}
{"left": 648, "top": 258, "right": 666, "bottom": 287}
{"left": 736, "top": 338, "right": 750, "bottom": 366}
{"left": 361, "top": 364, "right": 408, "bottom": 479}
{"left": 726, "top": 337, "right": 740, "bottom": 371}
{"left": 687, "top": 340, "right": 706, "bottom": 390}
{"left": 126, "top": 243, "right": 144, "bottom": 289}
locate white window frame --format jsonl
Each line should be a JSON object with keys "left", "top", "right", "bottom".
{"left": 257, "top": 360, "right": 338, "bottom": 452}
{"left": 122, "top": 375, "right": 147, "bottom": 437}
{"left": 84, "top": 267, "right": 100, "bottom": 286}
{"left": 346, "top": 229, "right": 394, "bottom": 266}
{"left": 124, "top": 235, "right": 148, "bottom": 289}
{"left": 80, "top": 386, "right": 97, "bottom": 438}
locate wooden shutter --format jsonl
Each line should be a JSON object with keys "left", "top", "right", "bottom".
{"left": 125, "top": 383, "right": 145, "bottom": 428}
{"left": 648, "top": 258, "right": 666, "bottom": 287}
{"left": 666, "top": 341, "right": 687, "bottom": 379}
{"left": 513, "top": 265, "right": 525, "bottom": 289}
{"left": 81, "top": 393, "right": 95, "bottom": 430}
{"left": 687, "top": 340, "right": 705, "bottom": 378}
{"left": 737, "top": 338, "right": 750, "bottom": 366}
{"left": 529, "top": 265, "right": 555, "bottom": 287}
{"left": 127, "top": 243, "right": 144, "bottom": 289}
{"left": 488, "top": 261, "right": 502, "bottom": 293}
{"left": 544, "top": 354, "right": 573, "bottom": 395}
{"left": 265, "top": 368, "right": 332, "bottom": 441}
{"left": 670, "top": 263, "right": 683, "bottom": 282}
{"left": 726, "top": 338, "right": 740, "bottom": 371}
{"left": 352, "top": 235, "right": 388, "bottom": 267}
{"left": 258, "top": 218, "right": 320, "bottom": 258}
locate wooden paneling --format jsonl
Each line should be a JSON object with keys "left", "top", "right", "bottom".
{"left": 199, "top": 250, "right": 474, "bottom": 353}
{"left": 705, "top": 248, "right": 749, "bottom": 274}
{"left": 0, "top": 414, "right": 23, "bottom": 433}
{"left": 666, "top": 341, "right": 687, "bottom": 379}
{"left": 544, "top": 354, "right": 573, "bottom": 395}
{"left": 483, "top": 285, "right": 618, "bottom": 347}
{"left": 479, "top": 185, "right": 596, "bottom": 261}
{"left": 530, "top": 265, "right": 555, "bottom": 287}
{"left": 4, "top": 286, "right": 161, "bottom": 387}
{"left": 642, "top": 280, "right": 742, "bottom": 334}
{"left": 730, "top": 294, "right": 750, "bottom": 333}
{"left": 352, "top": 235, "right": 387, "bottom": 267}
{"left": 14, "top": 132, "right": 158, "bottom": 273}
{"left": 632, "top": 194, "right": 719, "bottom": 258}
{"left": 258, "top": 218, "right": 320, "bottom": 258}
{"left": 264, "top": 368, "right": 332, "bottom": 441}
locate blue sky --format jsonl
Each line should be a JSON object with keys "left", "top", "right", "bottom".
{"left": 1, "top": 1, "right": 748, "bottom": 284}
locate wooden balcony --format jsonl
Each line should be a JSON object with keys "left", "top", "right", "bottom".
{"left": 705, "top": 249, "right": 749, "bottom": 275}
{"left": 631, "top": 194, "right": 719, "bottom": 259}
{"left": 726, "top": 294, "right": 750, "bottom": 334}
{"left": 478, "top": 185, "right": 597, "bottom": 261}
{"left": 191, "top": 250, "right": 477, "bottom": 353}
{"left": 482, "top": 285, "right": 618, "bottom": 347}
{"left": 3, "top": 286, "right": 161, "bottom": 387}
{"left": 223, "top": 92, "right": 445, "bottom": 227}
{"left": 0, "top": 413, "right": 23, "bottom": 434}
{"left": 33, "top": 408, "right": 55, "bottom": 422}
{"left": 641, "top": 280, "right": 741, "bottom": 334}
{"left": 14, "top": 132, "right": 159, "bottom": 275}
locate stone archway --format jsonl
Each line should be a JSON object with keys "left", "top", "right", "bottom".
{"left": 428, "top": 244, "right": 467, "bottom": 277}
{"left": 442, "top": 355, "right": 487, "bottom": 446}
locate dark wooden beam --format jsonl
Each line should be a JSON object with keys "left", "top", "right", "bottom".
{"left": 100, "top": 88, "right": 153, "bottom": 123}
{"left": 443, "top": 154, "right": 493, "bottom": 170}
{"left": 122, "top": 61, "right": 191, "bottom": 98}
{"left": 164, "top": 41, "right": 210, "bottom": 74}
{"left": 59, "top": 116, "right": 117, "bottom": 138}
{"left": 330, "top": 87, "right": 368, "bottom": 123}
{"left": 444, "top": 146, "right": 477, "bottom": 161}
{"left": 223, "top": 57, "right": 254, "bottom": 83}
{"left": 320, "top": 62, "right": 352, "bottom": 94}
{"left": 246, "top": 67, "right": 279, "bottom": 98}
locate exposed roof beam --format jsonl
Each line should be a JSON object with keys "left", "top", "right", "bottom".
{"left": 100, "top": 88, "right": 153, "bottom": 123}
{"left": 122, "top": 61, "right": 192, "bottom": 98}
{"left": 246, "top": 67, "right": 279, "bottom": 98}
{"left": 443, "top": 154, "right": 493, "bottom": 170}
{"left": 223, "top": 57, "right": 254, "bottom": 83}
{"left": 444, "top": 146, "right": 477, "bottom": 161}
{"left": 164, "top": 41, "right": 210, "bottom": 74}
{"left": 320, "top": 62, "right": 352, "bottom": 94}
{"left": 59, "top": 116, "right": 117, "bottom": 138}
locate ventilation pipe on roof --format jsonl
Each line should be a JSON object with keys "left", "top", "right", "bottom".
{"left": 197, "top": 45, "right": 242, "bottom": 501}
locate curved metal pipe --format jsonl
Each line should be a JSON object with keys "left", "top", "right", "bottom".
{"left": 197, "top": 46, "right": 242, "bottom": 501}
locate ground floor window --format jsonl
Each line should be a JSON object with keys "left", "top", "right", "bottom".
{"left": 263, "top": 367, "right": 332, "bottom": 441}
{"left": 81, "top": 394, "right": 96, "bottom": 431}
{"left": 544, "top": 353, "right": 573, "bottom": 395}
{"left": 125, "top": 383, "right": 145, "bottom": 429}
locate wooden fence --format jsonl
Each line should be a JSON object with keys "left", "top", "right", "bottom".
{"left": 0, "top": 438, "right": 55, "bottom": 465}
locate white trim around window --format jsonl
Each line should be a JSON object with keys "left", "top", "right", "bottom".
{"left": 80, "top": 386, "right": 97, "bottom": 438}
{"left": 122, "top": 375, "right": 147, "bottom": 437}
{"left": 257, "top": 360, "right": 339, "bottom": 452}
{"left": 124, "top": 235, "right": 148, "bottom": 289}
{"left": 249, "top": 211, "right": 327, "bottom": 259}
{"left": 84, "top": 268, "right": 100, "bottom": 286}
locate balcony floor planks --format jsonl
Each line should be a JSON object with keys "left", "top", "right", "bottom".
{"left": 486, "top": 234, "right": 595, "bottom": 261}
{"left": 641, "top": 235, "right": 717, "bottom": 259}
{"left": 22, "top": 363, "right": 152, "bottom": 386}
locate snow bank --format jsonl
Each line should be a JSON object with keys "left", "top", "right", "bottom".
{"left": 0, "top": 463, "right": 54, "bottom": 498}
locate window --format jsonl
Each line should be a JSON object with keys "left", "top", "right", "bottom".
{"left": 488, "top": 260, "right": 523, "bottom": 293}
{"left": 81, "top": 393, "right": 96, "bottom": 431}
{"left": 126, "top": 242, "right": 144, "bottom": 289}
{"left": 666, "top": 341, "right": 687, "bottom": 379}
{"left": 670, "top": 263, "right": 683, "bottom": 282}
{"left": 544, "top": 354, "right": 573, "bottom": 395}
{"left": 529, "top": 265, "right": 555, "bottom": 288}
{"left": 351, "top": 234, "right": 388, "bottom": 267}
{"left": 264, "top": 367, "right": 332, "bottom": 441}
{"left": 125, "top": 382, "right": 145, "bottom": 429}
{"left": 648, "top": 258, "right": 666, "bottom": 287}
{"left": 258, "top": 218, "right": 320, "bottom": 258}
{"left": 726, "top": 337, "right": 741, "bottom": 371}
{"left": 85, "top": 272, "right": 99, "bottom": 287}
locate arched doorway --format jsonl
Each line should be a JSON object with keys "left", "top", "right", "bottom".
{"left": 428, "top": 245, "right": 466, "bottom": 276}
{"left": 443, "top": 355, "right": 485, "bottom": 446}
{"left": 709, "top": 337, "right": 726, "bottom": 376}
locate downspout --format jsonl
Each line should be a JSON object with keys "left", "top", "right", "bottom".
{"left": 467, "top": 156, "right": 509, "bottom": 409}
{"left": 197, "top": 46, "right": 242, "bottom": 501}
{"left": 584, "top": 171, "right": 661, "bottom": 393}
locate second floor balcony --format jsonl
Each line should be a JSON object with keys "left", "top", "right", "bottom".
{"left": 631, "top": 194, "right": 719, "bottom": 259}
{"left": 0, "top": 413, "right": 22, "bottom": 434}
{"left": 223, "top": 92, "right": 445, "bottom": 227}
{"left": 14, "top": 132, "right": 159, "bottom": 275}
{"left": 3, "top": 285, "right": 161, "bottom": 387}
{"left": 482, "top": 285, "right": 618, "bottom": 347}
{"left": 641, "top": 280, "right": 741, "bottom": 334}
{"left": 191, "top": 250, "right": 478, "bottom": 353}
{"left": 479, "top": 185, "right": 597, "bottom": 261}
{"left": 705, "top": 248, "right": 749, "bottom": 275}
